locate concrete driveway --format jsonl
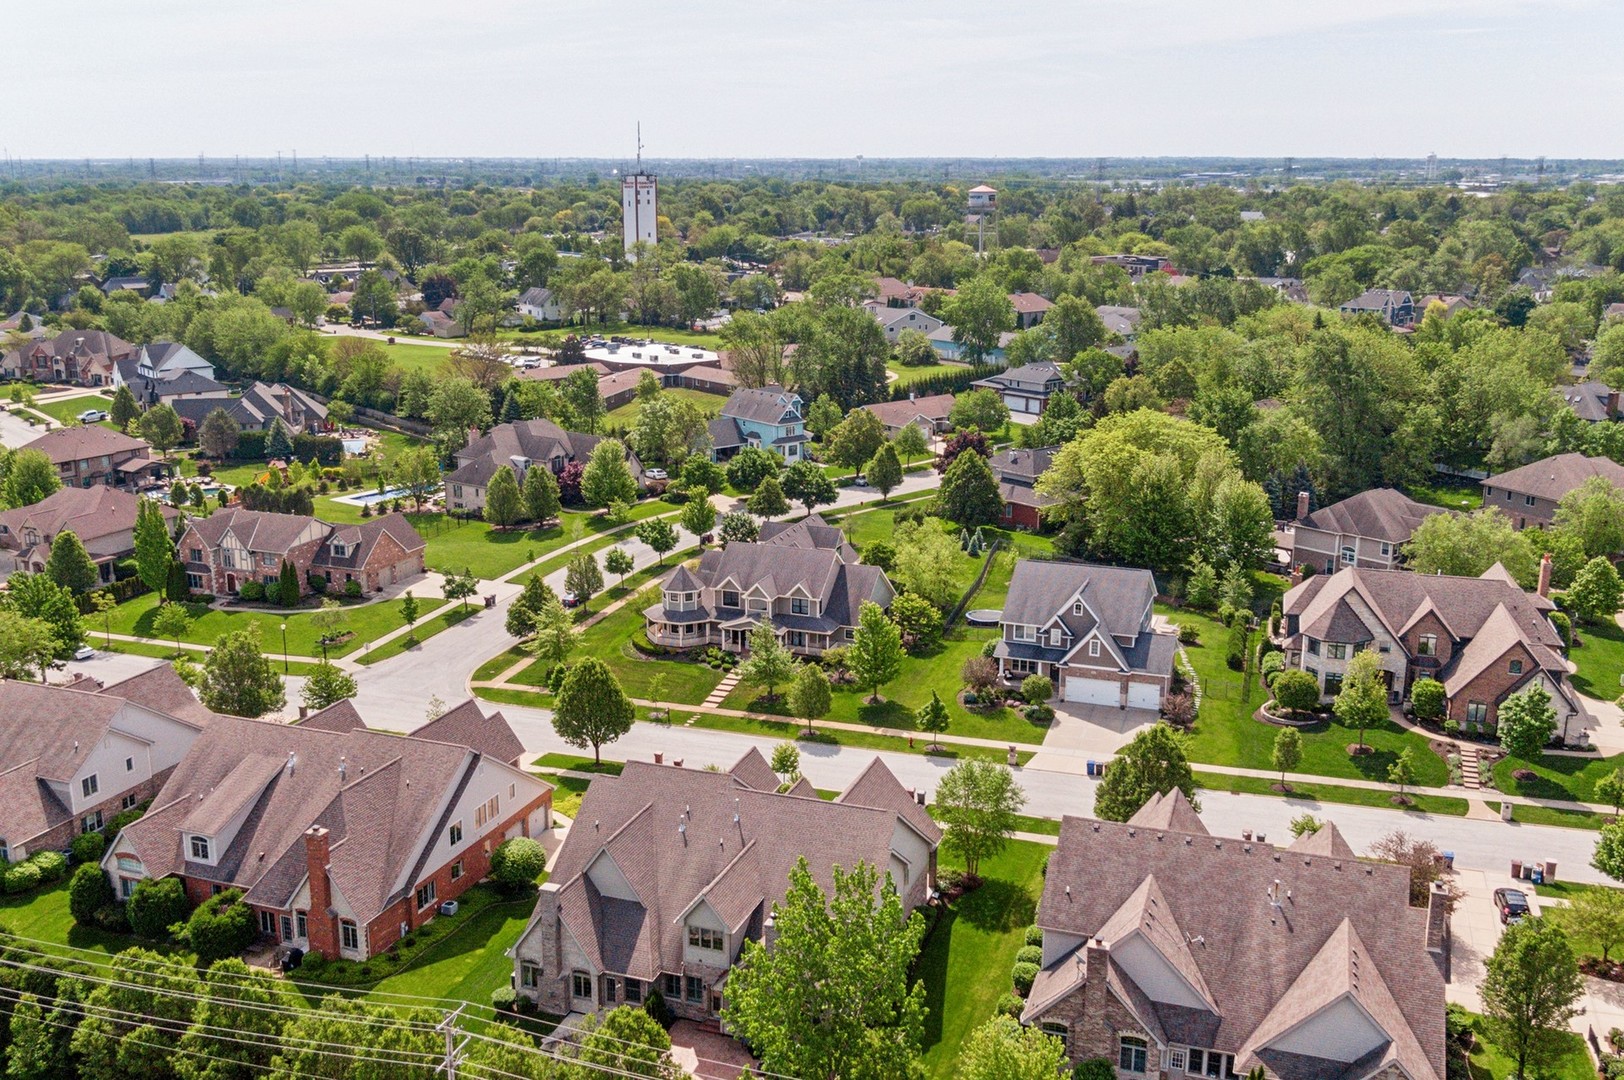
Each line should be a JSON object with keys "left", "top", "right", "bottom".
{"left": 1026, "top": 702, "right": 1158, "bottom": 772}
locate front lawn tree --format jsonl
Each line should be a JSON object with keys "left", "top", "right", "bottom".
{"left": 1332, "top": 649, "right": 1388, "bottom": 753}
{"left": 1388, "top": 747, "right": 1416, "bottom": 801}
{"left": 442, "top": 566, "right": 480, "bottom": 612}
{"left": 679, "top": 495, "right": 717, "bottom": 540}
{"left": 522, "top": 464, "right": 561, "bottom": 524}
{"left": 580, "top": 438, "right": 638, "bottom": 510}
{"left": 134, "top": 499, "right": 174, "bottom": 601}
{"left": 781, "top": 460, "right": 838, "bottom": 518}
{"left": 748, "top": 473, "right": 790, "bottom": 518}
{"left": 528, "top": 594, "right": 579, "bottom": 672}
{"left": 949, "top": 388, "right": 1011, "bottom": 435}
{"left": 1410, "top": 676, "right": 1446, "bottom": 722}
{"left": 960, "top": 1016, "right": 1068, "bottom": 1080}
{"left": 1499, "top": 682, "right": 1557, "bottom": 761}
{"left": 483, "top": 464, "right": 522, "bottom": 528}
{"left": 1597, "top": 768, "right": 1624, "bottom": 819}
{"left": 137, "top": 403, "right": 183, "bottom": 458}
{"left": 635, "top": 518, "right": 678, "bottom": 565}
{"left": 552, "top": 656, "right": 635, "bottom": 765}
{"left": 739, "top": 620, "right": 797, "bottom": 703}
{"left": 892, "top": 423, "right": 929, "bottom": 467}
{"left": 45, "top": 529, "right": 99, "bottom": 593}
{"left": 1595, "top": 822, "right": 1624, "bottom": 881}
{"left": 1556, "top": 884, "right": 1624, "bottom": 964}
{"left": 604, "top": 546, "right": 635, "bottom": 587}
{"left": 308, "top": 599, "right": 346, "bottom": 659}
{"left": 400, "top": 589, "right": 419, "bottom": 640}
{"left": 788, "top": 661, "right": 831, "bottom": 736}
{"left": 718, "top": 512, "right": 759, "bottom": 544}
{"left": 1272, "top": 669, "right": 1321, "bottom": 717}
{"left": 938, "top": 447, "right": 1004, "bottom": 527}
{"left": 826, "top": 408, "right": 886, "bottom": 477}
{"left": 867, "top": 443, "right": 904, "bottom": 501}
{"left": 725, "top": 858, "right": 927, "bottom": 1080}
{"left": 1094, "top": 723, "right": 1200, "bottom": 822}
{"left": 200, "top": 624, "right": 285, "bottom": 718}
{"left": 1272, "top": 727, "right": 1302, "bottom": 789}
{"left": 850, "top": 600, "right": 903, "bottom": 703}
{"left": 1480, "top": 917, "right": 1584, "bottom": 1080}
{"left": 916, "top": 690, "right": 951, "bottom": 750}
{"left": 1568, "top": 555, "right": 1624, "bottom": 624}
{"left": 565, "top": 552, "right": 603, "bottom": 603}
{"left": 152, "top": 603, "right": 193, "bottom": 656}
{"left": 933, "top": 759, "right": 1026, "bottom": 878}
{"left": 300, "top": 662, "right": 358, "bottom": 711}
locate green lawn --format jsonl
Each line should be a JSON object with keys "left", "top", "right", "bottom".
{"left": 474, "top": 647, "right": 530, "bottom": 682}
{"left": 366, "top": 897, "right": 538, "bottom": 1009}
{"left": 416, "top": 503, "right": 671, "bottom": 582}
{"left": 105, "top": 592, "right": 445, "bottom": 658}
{"left": 537, "top": 774, "right": 591, "bottom": 819}
{"left": 1195, "top": 771, "right": 1469, "bottom": 817}
{"left": 886, "top": 360, "right": 966, "bottom": 389}
{"left": 1490, "top": 747, "right": 1624, "bottom": 805}
{"left": 378, "top": 341, "right": 456, "bottom": 375}
{"left": 1405, "top": 481, "right": 1484, "bottom": 513}
{"left": 97, "top": 637, "right": 329, "bottom": 676}
{"left": 501, "top": 323, "right": 724, "bottom": 351}
{"left": 0, "top": 881, "right": 185, "bottom": 961}
{"left": 1498, "top": 801, "right": 1609, "bottom": 829}
{"left": 1171, "top": 607, "right": 1449, "bottom": 786}
{"left": 916, "top": 840, "right": 1048, "bottom": 1079}
{"left": 1569, "top": 617, "right": 1624, "bottom": 700}
{"left": 1535, "top": 880, "right": 1624, "bottom": 961}
{"left": 603, "top": 387, "right": 724, "bottom": 430}
{"left": 355, "top": 604, "right": 476, "bottom": 665}
{"left": 32, "top": 395, "right": 117, "bottom": 429}
{"left": 514, "top": 591, "right": 723, "bottom": 704}
{"left": 1458, "top": 1008, "right": 1593, "bottom": 1080}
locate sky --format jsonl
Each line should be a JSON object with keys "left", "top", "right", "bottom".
{"left": 11, "top": 0, "right": 1622, "bottom": 161}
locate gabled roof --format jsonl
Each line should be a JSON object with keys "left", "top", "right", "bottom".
{"left": 412, "top": 700, "right": 524, "bottom": 767}
{"left": 1296, "top": 488, "right": 1445, "bottom": 545}
{"left": 1559, "top": 380, "right": 1618, "bottom": 423}
{"left": 726, "top": 746, "right": 780, "bottom": 793}
{"left": 0, "top": 486, "right": 178, "bottom": 557}
{"left": 297, "top": 700, "right": 369, "bottom": 734}
{"left": 858, "top": 394, "right": 956, "bottom": 429}
{"left": 836, "top": 757, "right": 941, "bottom": 844}
{"left": 19, "top": 425, "right": 151, "bottom": 466}
{"left": 1127, "top": 788, "right": 1207, "bottom": 835}
{"left": 1094, "top": 873, "right": 1219, "bottom": 1013}
{"left": 756, "top": 513, "right": 858, "bottom": 562}
{"left": 975, "top": 362, "right": 1063, "bottom": 392}
{"left": 1001, "top": 560, "right": 1154, "bottom": 642}
{"left": 1095, "top": 305, "right": 1142, "bottom": 336}
{"left": 1483, "top": 452, "right": 1624, "bottom": 503}
{"left": 448, "top": 419, "right": 632, "bottom": 487}
{"left": 1287, "top": 821, "right": 1357, "bottom": 860}
{"left": 691, "top": 541, "right": 889, "bottom": 628}
{"left": 100, "top": 665, "right": 218, "bottom": 727}
{"left": 719, "top": 385, "right": 802, "bottom": 426}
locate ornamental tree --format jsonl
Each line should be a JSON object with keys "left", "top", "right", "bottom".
{"left": 933, "top": 759, "right": 1025, "bottom": 878}
{"left": 850, "top": 600, "right": 903, "bottom": 703}
{"left": 552, "top": 657, "right": 635, "bottom": 765}
{"left": 1094, "top": 723, "right": 1200, "bottom": 823}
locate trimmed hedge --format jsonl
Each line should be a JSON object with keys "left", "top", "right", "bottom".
{"left": 76, "top": 576, "right": 150, "bottom": 614}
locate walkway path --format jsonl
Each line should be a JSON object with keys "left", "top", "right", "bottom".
{"left": 701, "top": 671, "right": 741, "bottom": 710}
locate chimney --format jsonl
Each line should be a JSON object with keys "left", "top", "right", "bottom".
{"left": 1609, "top": 389, "right": 1620, "bottom": 420}
{"left": 1426, "top": 880, "right": 1451, "bottom": 955}
{"left": 1296, "top": 491, "right": 1311, "bottom": 520}
{"left": 303, "top": 827, "right": 339, "bottom": 959}
{"left": 467, "top": 426, "right": 481, "bottom": 448}
{"left": 1538, "top": 552, "right": 1553, "bottom": 598}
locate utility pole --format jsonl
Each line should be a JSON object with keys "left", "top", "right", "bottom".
{"left": 436, "top": 1004, "right": 468, "bottom": 1078}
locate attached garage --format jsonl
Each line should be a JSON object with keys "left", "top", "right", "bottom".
{"left": 1063, "top": 676, "right": 1119, "bottom": 706}
{"left": 1126, "top": 682, "right": 1162, "bottom": 711}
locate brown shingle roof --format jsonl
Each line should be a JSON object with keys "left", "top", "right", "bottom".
{"left": 0, "top": 487, "right": 178, "bottom": 558}
{"left": 19, "top": 425, "right": 151, "bottom": 466}
{"left": 297, "top": 700, "right": 369, "bottom": 733}
{"left": 100, "top": 665, "right": 218, "bottom": 727}
{"left": 858, "top": 394, "right": 956, "bottom": 429}
{"left": 1296, "top": 488, "right": 1445, "bottom": 544}
{"left": 1484, "top": 452, "right": 1624, "bottom": 503}
{"left": 1126, "top": 788, "right": 1208, "bottom": 835}
{"left": 412, "top": 700, "right": 524, "bottom": 766}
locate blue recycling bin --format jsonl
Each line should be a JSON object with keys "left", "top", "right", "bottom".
{"left": 1086, "top": 760, "right": 1097, "bottom": 777}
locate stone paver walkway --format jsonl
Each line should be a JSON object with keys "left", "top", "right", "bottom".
{"left": 701, "top": 670, "right": 741, "bottom": 709}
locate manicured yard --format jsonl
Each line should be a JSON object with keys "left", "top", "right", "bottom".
{"left": 366, "top": 897, "right": 538, "bottom": 1009}
{"left": 1457, "top": 1008, "right": 1593, "bottom": 1080}
{"left": 1497, "top": 801, "right": 1609, "bottom": 829}
{"left": 0, "top": 881, "right": 185, "bottom": 961}
{"left": 1195, "top": 771, "right": 1469, "bottom": 817}
{"left": 417, "top": 502, "right": 673, "bottom": 582}
{"left": 886, "top": 359, "right": 967, "bottom": 390}
{"left": 515, "top": 591, "right": 725, "bottom": 704}
{"left": 1569, "top": 617, "right": 1624, "bottom": 700}
{"left": 105, "top": 591, "right": 445, "bottom": 658}
{"left": 916, "top": 840, "right": 1048, "bottom": 1080}
{"left": 536, "top": 774, "right": 591, "bottom": 819}
{"left": 379, "top": 340, "right": 456, "bottom": 375}
{"left": 355, "top": 604, "right": 476, "bottom": 665}
{"left": 603, "top": 386, "right": 724, "bottom": 430}
{"left": 99, "top": 637, "right": 330, "bottom": 676}
{"left": 501, "top": 323, "right": 724, "bottom": 351}
{"left": 1490, "top": 747, "right": 1624, "bottom": 805}
{"left": 1171, "top": 607, "right": 1449, "bottom": 787}
{"left": 1405, "top": 481, "right": 1483, "bottom": 513}
{"left": 33, "top": 395, "right": 117, "bottom": 429}
{"left": 1535, "top": 880, "right": 1624, "bottom": 960}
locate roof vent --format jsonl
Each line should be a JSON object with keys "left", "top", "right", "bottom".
{"left": 286, "top": 752, "right": 297, "bottom": 776}
{"left": 1244, "top": 844, "right": 1252, "bottom": 853}
{"left": 338, "top": 757, "right": 347, "bottom": 781}
{"left": 1184, "top": 837, "right": 1192, "bottom": 845}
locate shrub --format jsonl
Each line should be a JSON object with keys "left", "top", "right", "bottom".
{"left": 29, "top": 851, "right": 67, "bottom": 884}
{"left": 491, "top": 987, "right": 519, "bottom": 1012}
{"left": 69, "top": 863, "right": 114, "bottom": 925}
{"left": 106, "top": 805, "right": 146, "bottom": 842}
{"left": 1551, "top": 610, "right": 1572, "bottom": 647}
{"left": 263, "top": 582, "right": 282, "bottom": 606}
{"left": 1176, "top": 622, "right": 1199, "bottom": 645}
{"left": 1260, "top": 651, "right": 1285, "bottom": 683}
{"left": 1021, "top": 674, "right": 1053, "bottom": 705}
{"left": 344, "top": 579, "right": 362, "bottom": 598}
{"left": 128, "top": 877, "right": 191, "bottom": 939}
{"left": 1024, "top": 925, "right": 1044, "bottom": 947}
{"left": 4, "top": 862, "right": 42, "bottom": 895}
{"left": 1024, "top": 704, "right": 1055, "bottom": 724}
{"left": 238, "top": 580, "right": 265, "bottom": 601}
{"left": 178, "top": 888, "right": 256, "bottom": 963}
{"left": 1272, "top": 669, "right": 1321, "bottom": 714}
{"left": 298, "top": 951, "right": 328, "bottom": 973}
{"left": 1443, "top": 718, "right": 1461, "bottom": 737}
{"left": 308, "top": 573, "right": 328, "bottom": 595}
{"left": 1012, "top": 960, "right": 1039, "bottom": 997}
{"left": 1073, "top": 1060, "right": 1117, "bottom": 1080}
{"left": 70, "top": 831, "right": 106, "bottom": 865}
{"left": 644, "top": 987, "right": 675, "bottom": 1029}
{"left": 1161, "top": 691, "right": 1196, "bottom": 729}
{"left": 490, "top": 837, "right": 547, "bottom": 889}
{"left": 1410, "top": 677, "right": 1446, "bottom": 722}
{"left": 1015, "top": 945, "right": 1043, "bottom": 965}
{"left": 91, "top": 904, "right": 130, "bottom": 933}
{"left": 1225, "top": 611, "right": 1248, "bottom": 671}
{"left": 994, "top": 992, "right": 1024, "bottom": 1018}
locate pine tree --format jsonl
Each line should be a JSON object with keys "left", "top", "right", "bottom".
{"left": 133, "top": 499, "right": 174, "bottom": 601}
{"left": 265, "top": 417, "right": 294, "bottom": 460}
{"left": 110, "top": 384, "right": 140, "bottom": 429}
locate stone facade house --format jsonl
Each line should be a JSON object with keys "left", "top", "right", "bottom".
{"left": 445, "top": 419, "right": 644, "bottom": 514}
{"left": 1023, "top": 791, "right": 1446, "bottom": 1080}
{"left": 1480, "top": 452, "right": 1624, "bottom": 529}
{"left": 180, "top": 507, "right": 425, "bottom": 598}
{"left": 1280, "top": 564, "right": 1584, "bottom": 735}
{"left": 2, "top": 329, "right": 135, "bottom": 385}
{"left": 0, "top": 671, "right": 211, "bottom": 861}
{"left": 104, "top": 700, "right": 550, "bottom": 961}
{"left": 0, "top": 486, "right": 179, "bottom": 582}
{"left": 1289, "top": 489, "right": 1445, "bottom": 574}
{"left": 18, "top": 426, "right": 167, "bottom": 488}
{"left": 643, "top": 536, "right": 892, "bottom": 657}
{"left": 171, "top": 381, "right": 328, "bottom": 436}
{"left": 990, "top": 446, "right": 1058, "bottom": 530}
{"left": 510, "top": 750, "right": 939, "bottom": 1023}
{"left": 708, "top": 385, "right": 808, "bottom": 463}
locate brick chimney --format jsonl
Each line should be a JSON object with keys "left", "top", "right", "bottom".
{"left": 467, "top": 426, "right": 481, "bottom": 448}
{"left": 1296, "top": 491, "right": 1311, "bottom": 521}
{"left": 1609, "top": 389, "right": 1620, "bottom": 420}
{"left": 303, "top": 827, "right": 338, "bottom": 959}
{"left": 281, "top": 386, "right": 294, "bottom": 424}
{"left": 1426, "top": 880, "right": 1451, "bottom": 955}
{"left": 1537, "top": 552, "right": 1553, "bottom": 598}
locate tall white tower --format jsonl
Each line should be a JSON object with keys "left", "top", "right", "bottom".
{"left": 967, "top": 184, "right": 998, "bottom": 255}
{"left": 622, "top": 125, "right": 657, "bottom": 260}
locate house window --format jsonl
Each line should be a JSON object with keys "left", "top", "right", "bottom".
{"left": 281, "top": 915, "right": 294, "bottom": 940}
{"left": 1467, "top": 701, "right": 1489, "bottom": 726}
{"left": 1049, "top": 628, "right": 1062, "bottom": 647}
{"left": 190, "top": 836, "right": 211, "bottom": 861}
{"left": 1379, "top": 542, "right": 1391, "bottom": 557}
{"left": 1307, "top": 639, "right": 1320, "bottom": 656}
{"left": 1504, "top": 491, "right": 1512, "bottom": 502}
{"left": 1326, "top": 643, "right": 1347, "bottom": 660}
{"left": 1013, "top": 625, "right": 1036, "bottom": 643}
{"left": 451, "top": 860, "right": 463, "bottom": 881}
{"left": 1009, "top": 658, "right": 1039, "bottom": 675}
{"left": 1187, "top": 1049, "right": 1237, "bottom": 1078}
{"left": 1119, "top": 1036, "right": 1148, "bottom": 1073}
{"left": 260, "top": 910, "right": 277, "bottom": 935}
{"left": 121, "top": 793, "right": 139, "bottom": 810}
{"left": 81, "top": 775, "right": 99, "bottom": 798}
{"left": 1323, "top": 672, "right": 1343, "bottom": 696}
{"left": 571, "top": 971, "right": 593, "bottom": 999}
{"left": 624, "top": 979, "right": 642, "bottom": 1003}
{"left": 1073, "top": 600, "right": 1084, "bottom": 615}
{"left": 125, "top": 757, "right": 134, "bottom": 772}
{"left": 605, "top": 977, "right": 619, "bottom": 1002}
{"left": 0, "top": 839, "right": 9, "bottom": 863}
{"left": 1509, "top": 659, "right": 1524, "bottom": 675}
{"left": 340, "top": 918, "right": 358, "bottom": 951}
{"left": 663, "top": 974, "right": 682, "bottom": 999}
{"left": 688, "top": 926, "right": 723, "bottom": 950}
{"left": 1088, "top": 640, "right": 1101, "bottom": 658}
{"left": 449, "top": 822, "right": 463, "bottom": 845}
{"left": 722, "top": 590, "right": 739, "bottom": 608}
{"left": 685, "top": 976, "right": 704, "bottom": 1003}
{"left": 81, "top": 811, "right": 103, "bottom": 833}
{"left": 1039, "top": 1022, "right": 1068, "bottom": 1053}
{"left": 1525, "top": 494, "right": 1536, "bottom": 507}
{"left": 261, "top": 554, "right": 276, "bottom": 568}
{"left": 474, "top": 795, "right": 500, "bottom": 828}
{"left": 509, "top": 783, "right": 516, "bottom": 799}
{"left": 416, "top": 882, "right": 437, "bottom": 910}
{"left": 520, "top": 962, "right": 542, "bottom": 989}
{"left": 1340, "top": 546, "right": 1355, "bottom": 565}
{"left": 189, "top": 548, "right": 203, "bottom": 563}
{"left": 1168, "top": 1048, "right": 1188, "bottom": 1072}
{"left": 296, "top": 912, "right": 307, "bottom": 939}
{"left": 791, "top": 598, "right": 810, "bottom": 616}
{"left": 119, "top": 877, "right": 135, "bottom": 899}
{"left": 1417, "top": 634, "right": 1437, "bottom": 656}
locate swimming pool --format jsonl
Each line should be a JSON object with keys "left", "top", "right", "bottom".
{"left": 332, "top": 485, "right": 430, "bottom": 507}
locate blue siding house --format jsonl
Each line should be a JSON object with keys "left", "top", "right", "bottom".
{"left": 709, "top": 386, "right": 809, "bottom": 463}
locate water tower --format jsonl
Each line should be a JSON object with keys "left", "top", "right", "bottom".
{"left": 621, "top": 124, "right": 657, "bottom": 260}
{"left": 967, "top": 184, "right": 998, "bottom": 254}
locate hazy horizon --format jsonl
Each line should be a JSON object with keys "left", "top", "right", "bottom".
{"left": 12, "top": 0, "right": 1620, "bottom": 161}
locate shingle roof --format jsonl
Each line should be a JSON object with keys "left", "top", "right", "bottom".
{"left": 835, "top": 757, "right": 941, "bottom": 844}
{"left": 19, "top": 425, "right": 151, "bottom": 466}
{"left": 1287, "top": 821, "right": 1357, "bottom": 860}
{"left": 1127, "top": 788, "right": 1207, "bottom": 835}
{"left": 0, "top": 487, "right": 178, "bottom": 558}
{"left": 990, "top": 446, "right": 1057, "bottom": 486}
{"left": 858, "top": 394, "right": 956, "bottom": 429}
{"left": 1484, "top": 452, "right": 1624, "bottom": 503}
{"left": 1002, "top": 560, "right": 1155, "bottom": 644}
{"left": 1095, "top": 305, "right": 1142, "bottom": 336}
{"left": 756, "top": 514, "right": 858, "bottom": 562}
{"left": 692, "top": 542, "right": 889, "bottom": 628}
{"left": 412, "top": 700, "right": 525, "bottom": 766}
{"left": 975, "top": 362, "right": 1063, "bottom": 393}
{"left": 298, "top": 700, "right": 369, "bottom": 733}
{"left": 1031, "top": 814, "right": 1444, "bottom": 1080}
{"left": 1296, "top": 488, "right": 1445, "bottom": 545}
{"left": 719, "top": 385, "right": 802, "bottom": 426}
{"left": 450, "top": 420, "right": 633, "bottom": 487}
{"left": 1558, "top": 381, "right": 1618, "bottom": 423}
{"left": 100, "top": 665, "right": 218, "bottom": 727}
{"left": 1008, "top": 292, "right": 1054, "bottom": 315}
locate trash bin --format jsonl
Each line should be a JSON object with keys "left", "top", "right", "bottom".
{"left": 1442, "top": 851, "right": 1455, "bottom": 870}
{"left": 1531, "top": 868, "right": 1544, "bottom": 885}
{"left": 1545, "top": 860, "right": 1557, "bottom": 882}
{"left": 1086, "top": 760, "right": 1097, "bottom": 777}
{"left": 1511, "top": 859, "right": 1523, "bottom": 878}
{"left": 1501, "top": 802, "right": 1514, "bottom": 822}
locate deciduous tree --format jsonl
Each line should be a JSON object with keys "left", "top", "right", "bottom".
{"left": 1094, "top": 723, "right": 1200, "bottom": 822}
{"left": 959, "top": 1016, "right": 1068, "bottom": 1080}
{"left": 300, "top": 662, "right": 358, "bottom": 711}
{"left": 1568, "top": 555, "right": 1624, "bottom": 625}
{"left": 781, "top": 460, "right": 838, "bottom": 517}
{"left": 867, "top": 442, "right": 904, "bottom": 501}
{"left": 850, "top": 600, "right": 903, "bottom": 703}
{"left": 45, "top": 529, "right": 99, "bottom": 593}
{"left": 933, "top": 760, "right": 1025, "bottom": 877}
{"left": 137, "top": 403, "right": 183, "bottom": 458}
{"left": 938, "top": 448, "right": 1004, "bottom": 527}
{"left": 788, "top": 662, "right": 831, "bottom": 736}
{"left": 152, "top": 602, "right": 193, "bottom": 656}
{"left": 635, "top": 517, "right": 678, "bottom": 565}
{"left": 522, "top": 464, "right": 561, "bottom": 524}
{"left": 1480, "top": 917, "right": 1584, "bottom": 1080}
{"left": 200, "top": 624, "right": 285, "bottom": 718}
{"left": 739, "top": 620, "right": 797, "bottom": 703}
{"left": 581, "top": 438, "right": 639, "bottom": 509}
{"left": 528, "top": 594, "right": 579, "bottom": 672}
{"left": 604, "top": 546, "right": 635, "bottom": 586}
{"left": 483, "top": 464, "right": 522, "bottom": 527}
{"left": 747, "top": 473, "right": 790, "bottom": 518}
{"left": 4, "top": 448, "right": 59, "bottom": 507}
{"left": 1499, "top": 682, "right": 1557, "bottom": 761}
{"left": 1332, "top": 649, "right": 1388, "bottom": 752}
{"left": 552, "top": 656, "right": 635, "bottom": 765}
{"left": 949, "top": 389, "right": 1011, "bottom": 435}
{"left": 564, "top": 552, "right": 603, "bottom": 603}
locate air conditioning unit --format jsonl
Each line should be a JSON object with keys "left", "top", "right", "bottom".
{"left": 439, "top": 900, "right": 460, "bottom": 917}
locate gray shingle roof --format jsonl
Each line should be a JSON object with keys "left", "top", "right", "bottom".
{"left": 1296, "top": 488, "right": 1444, "bottom": 545}
{"left": 1484, "top": 452, "right": 1624, "bottom": 503}
{"left": 718, "top": 385, "right": 802, "bottom": 426}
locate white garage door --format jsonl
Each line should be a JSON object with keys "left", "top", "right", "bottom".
{"left": 1064, "top": 676, "right": 1118, "bottom": 706}
{"left": 1127, "top": 682, "right": 1162, "bottom": 711}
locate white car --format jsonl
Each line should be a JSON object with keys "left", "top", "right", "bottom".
{"left": 645, "top": 468, "right": 668, "bottom": 481}
{"left": 77, "top": 409, "right": 108, "bottom": 423}
{"left": 73, "top": 646, "right": 95, "bottom": 661}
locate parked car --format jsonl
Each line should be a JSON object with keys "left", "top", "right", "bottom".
{"left": 645, "top": 468, "right": 668, "bottom": 481}
{"left": 73, "top": 645, "right": 95, "bottom": 661}
{"left": 1493, "top": 887, "right": 1530, "bottom": 924}
{"left": 77, "top": 409, "right": 108, "bottom": 423}
{"left": 561, "top": 591, "right": 582, "bottom": 609}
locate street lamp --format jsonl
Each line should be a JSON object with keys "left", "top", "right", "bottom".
{"left": 280, "top": 622, "right": 288, "bottom": 674}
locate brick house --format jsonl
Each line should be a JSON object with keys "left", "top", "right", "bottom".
{"left": 1, "top": 329, "right": 135, "bottom": 385}
{"left": 511, "top": 750, "right": 938, "bottom": 1023}
{"left": 993, "top": 560, "right": 1177, "bottom": 710}
{"left": 104, "top": 700, "right": 551, "bottom": 961}
{"left": 0, "top": 670, "right": 211, "bottom": 862}
{"left": 180, "top": 507, "right": 425, "bottom": 598}
{"left": 990, "top": 446, "right": 1058, "bottom": 530}
{"left": 1022, "top": 791, "right": 1446, "bottom": 1079}
{"left": 0, "top": 486, "right": 179, "bottom": 582}
{"left": 18, "top": 426, "right": 167, "bottom": 489}
{"left": 1280, "top": 563, "right": 1584, "bottom": 736}
{"left": 445, "top": 419, "right": 645, "bottom": 514}
{"left": 1480, "top": 452, "right": 1624, "bottom": 529}
{"left": 1288, "top": 488, "right": 1446, "bottom": 574}
{"left": 643, "top": 537, "right": 893, "bottom": 657}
